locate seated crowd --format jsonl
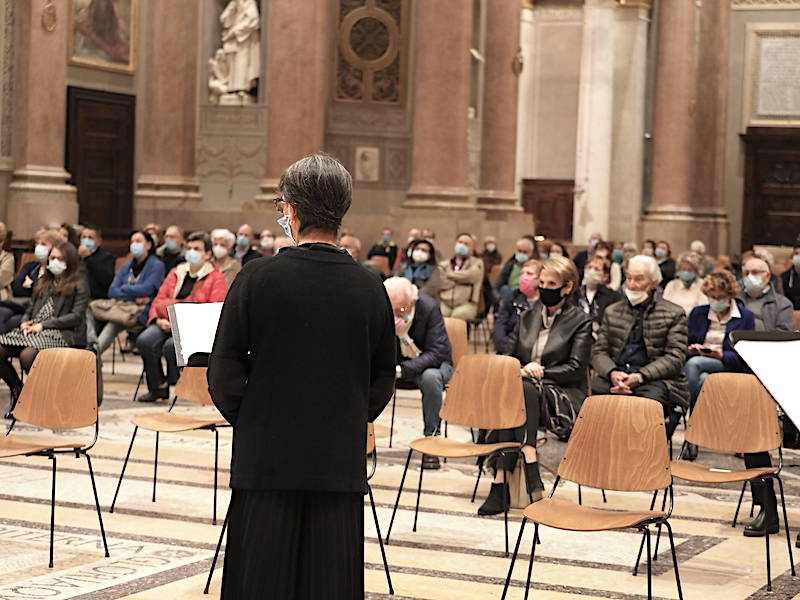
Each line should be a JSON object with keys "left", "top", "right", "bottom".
{"left": 0, "top": 219, "right": 798, "bottom": 545}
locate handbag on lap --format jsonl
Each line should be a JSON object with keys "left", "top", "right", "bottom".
{"left": 89, "top": 298, "right": 145, "bottom": 328}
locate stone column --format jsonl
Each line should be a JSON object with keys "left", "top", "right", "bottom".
{"left": 256, "top": 0, "right": 331, "bottom": 201}
{"left": 7, "top": 1, "right": 77, "bottom": 238}
{"left": 134, "top": 0, "right": 201, "bottom": 222}
{"left": 403, "top": 0, "right": 473, "bottom": 209}
{"left": 476, "top": 0, "right": 522, "bottom": 214}
{"left": 640, "top": 0, "right": 729, "bottom": 253}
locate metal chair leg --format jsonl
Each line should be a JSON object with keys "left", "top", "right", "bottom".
{"left": 85, "top": 454, "right": 109, "bottom": 557}
{"left": 412, "top": 453, "right": 425, "bottom": 532}
{"left": 471, "top": 466, "right": 483, "bottom": 503}
{"left": 501, "top": 518, "right": 526, "bottom": 600}
{"left": 111, "top": 337, "right": 116, "bottom": 375}
{"left": 633, "top": 490, "right": 659, "bottom": 576}
{"left": 776, "top": 476, "right": 796, "bottom": 577}
{"left": 502, "top": 467, "right": 509, "bottom": 556}
{"left": 48, "top": 454, "right": 56, "bottom": 568}
{"left": 369, "top": 484, "right": 394, "bottom": 595}
{"left": 646, "top": 527, "right": 653, "bottom": 599}
{"left": 653, "top": 489, "right": 668, "bottom": 561}
{"left": 152, "top": 432, "right": 160, "bottom": 502}
{"left": 132, "top": 368, "right": 144, "bottom": 402}
{"left": 602, "top": 489, "right": 607, "bottom": 503}
{"left": 578, "top": 484, "right": 582, "bottom": 506}
{"left": 385, "top": 449, "right": 412, "bottom": 544}
{"left": 388, "top": 389, "right": 396, "bottom": 448}
{"left": 524, "top": 523, "right": 539, "bottom": 600}
{"left": 204, "top": 500, "right": 230, "bottom": 595}
{"left": 110, "top": 426, "right": 138, "bottom": 513}
{"left": 766, "top": 527, "right": 772, "bottom": 592}
{"left": 664, "top": 521, "right": 684, "bottom": 600}
{"left": 732, "top": 481, "right": 746, "bottom": 527}
{"left": 213, "top": 428, "right": 219, "bottom": 525}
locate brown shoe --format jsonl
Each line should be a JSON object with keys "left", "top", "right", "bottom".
{"left": 422, "top": 455, "right": 440, "bottom": 470}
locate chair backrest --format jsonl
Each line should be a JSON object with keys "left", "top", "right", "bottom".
{"left": 115, "top": 255, "right": 131, "bottom": 272}
{"left": 13, "top": 348, "right": 98, "bottom": 430}
{"left": 794, "top": 310, "right": 800, "bottom": 332}
{"left": 685, "top": 372, "right": 781, "bottom": 454}
{"left": 440, "top": 354, "right": 526, "bottom": 430}
{"left": 367, "top": 255, "right": 390, "bottom": 276}
{"left": 367, "top": 422, "right": 375, "bottom": 454}
{"left": 558, "top": 395, "right": 671, "bottom": 492}
{"left": 174, "top": 367, "right": 214, "bottom": 406}
{"left": 443, "top": 317, "right": 468, "bottom": 368}
{"left": 489, "top": 264, "right": 503, "bottom": 287}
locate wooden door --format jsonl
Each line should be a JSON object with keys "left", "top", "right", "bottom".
{"left": 742, "top": 127, "right": 800, "bottom": 250}
{"left": 66, "top": 87, "right": 135, "bottom": 240}
{"left": 521, "top": 179, "right": 574, "bottom": 241}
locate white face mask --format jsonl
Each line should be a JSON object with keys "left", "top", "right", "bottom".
{"left": 212, "top": 244, "right": 229, "bottom": 259}
{"left": 625, "top": 288, "right": 650, "bottom": 306}
{"left": 583, "top": 269, "right": 603, "bottom": 289}
{"left": 411, "top": 249, "right": 430, "bottom": 264}
{"left": 47, "top": 258, "right": 67, "bottom": 276}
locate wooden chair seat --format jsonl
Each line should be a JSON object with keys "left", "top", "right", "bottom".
{"left": 670, "top": 460, "right": 776, "bottom": 484}
{"left": 131, "top": 412, "right": 227, "bottom": 433}
{"left": 522, "top": 497, "right": 665, "bottom": 532}
{"left": 0, "top": 434, "right": 88, "bottom": 459}
{"left": 409, "top": 436, "right": 520, "bottom": 459}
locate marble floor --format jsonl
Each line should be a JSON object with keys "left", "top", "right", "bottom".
{"left": 0, "top": 348, "right": 799, "bottom": 599}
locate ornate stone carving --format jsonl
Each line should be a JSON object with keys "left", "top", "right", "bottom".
{"left": 196, "top": 106, "right": 265, "bottom": 180}
{"left": 335, "top": 0, "right": 406, "bottom": 105}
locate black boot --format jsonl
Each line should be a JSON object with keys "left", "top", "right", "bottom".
{"left": 795, "top": 532, "right": 800, "bottom": 549}
{"left": 524, "top": 461, "right": 544, "bottom": 495}
{"left": 4, "top": 385, "right": 22, "bottom": 420}
{"left": 681, "top": 443, "right": 698, "bottom": 461}
{"left": 136, "top": 387, "right": 170, "bottom": 403}
{"left": 477, "top": 482, "right": 510, "bottom": 516}
{"left": 744, "top": 508, "right": 779, "bottom": 537}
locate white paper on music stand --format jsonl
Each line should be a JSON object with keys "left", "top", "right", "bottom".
{"left": 167, "top": 302, "right": 224, "bottom": 367}
{"left": 734, "top": 339, "right": 800, "bottom": 429}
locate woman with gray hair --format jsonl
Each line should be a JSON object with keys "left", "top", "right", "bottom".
{"left": 208, "top": 153, "right": 396, "bottom": 598}
{"left": 211, "top": 228, "right": 241, "bottom": 287}
{"left": 662, "top": 251, "right": 708, "bottom": 315}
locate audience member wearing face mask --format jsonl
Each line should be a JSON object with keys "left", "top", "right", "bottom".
{"left": 156, "top": 225, "right": 186, "bottom": 274}
{"left": 491, "top": 259, "right": 542, "bottom": 354}
{"left": 366, "top": 227, "right": 398, "bottom": 269}
{"left": 0, "top": 242, "right": 89, "bottom": 418}
{"left": 78, "top": 225, "right": 116, "bottom": 301}
{"left": 573, "top": 232, "right": 603, "bottom": 280}
{"left": 259, "top": 229, "right": 276, "bottom": 257}
{"left": 234, "top": 224, "right": 261, "bottom": 265}
{"left": 479, "top": 236, "right": 504, "bottom": 275}
{"left": 662, "top": 251, "right": 709, "bottom": 316}
{"left": 594, "top": 241, "right": 622, "bottom": 291}
{"left": 136, "top": 232, "right": 228, "bottom": 402}
{"left": 654, "top": 240, "right": 675, "bottom": 287}
{"left": 737, "top": 256, "right": 794, "bottom": 332}
{"left": 494, "top": 236, "right": 536, "bottom": 304}
{"left": 95, "top": 231, "right": 166, "bottom": 358}
{"left": 439, "top": 233, "right": 484, "bottom": 322}
{"left": 211, "top": 228, "right": 241, "bottom": 287}
{"left": 574, "top": 256, "right": 621, "bottom": 332}
{"left": 394, "top": 239, "right": 441, "bottom": 299}
{"left": 780, "top": 243, "right": 800, "bottom": 310}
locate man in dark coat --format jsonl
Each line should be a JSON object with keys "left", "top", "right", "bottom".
{"left": 367, "top": 227, "right": 398, "bottom": 268}
{"left": 208, "top": 154, "right": 396, "bottom": 599}
{"left": 77, "top": 225, "right": 115, "bottom": 300}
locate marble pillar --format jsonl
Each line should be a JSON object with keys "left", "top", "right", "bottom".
{"left": 256, "top": 0, "right": 330, "bottom": 202}
{"left": 641, "top": 0, "right": 729, "bottom": 254}
{"left": 7, "top": 1, "right": 77, "bottom": 238}
{"left": 476, "top": 0, "right": 522, "bottom": 214}
{"left": 403, "top": 0, "right": 473, "bottom": 209}
{"left": 135, "top": 0, "right": 201, "bottom": 222}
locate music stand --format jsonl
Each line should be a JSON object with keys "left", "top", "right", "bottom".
{"left": 167, "top": 302, "right": 224, "bottom": 368}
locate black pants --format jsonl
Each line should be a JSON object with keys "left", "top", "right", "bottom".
{"left": 485, "top": 379, "right": 543, "bottom": 472}
{"left": 745, "top": 452, "right": 777, "bottom": 518}
{"left": 222, "top": 489, "right": 364, "bottom": 600}
{"left": 0, "top": 345, "right": 38, "bottom": 392}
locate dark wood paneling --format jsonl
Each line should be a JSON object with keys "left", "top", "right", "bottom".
{"left": 66, "top": 87, "right": 135, "bottom": 241}
{"left": 521, "top": 178, "right": 574, "bottom": 241}
{"left": 742, "top": 127, "right": 800, "bottom": 250}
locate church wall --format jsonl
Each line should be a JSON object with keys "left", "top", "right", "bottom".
{"left": 724, "top": 2, "right": 800, "bottom": 255}
{"left": 0, "top": 0, "right": 14, "bottom": 226}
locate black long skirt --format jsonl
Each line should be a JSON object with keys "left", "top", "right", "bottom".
{"left": 221, "top": 489, "right": 364, "bottom": 599}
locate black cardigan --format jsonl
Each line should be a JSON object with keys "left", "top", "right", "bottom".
{"left": 208, "top": 243, "right": 396, "bottom": 494}
{"left": 83, "top": 248, "right": 116, "bottom": 299}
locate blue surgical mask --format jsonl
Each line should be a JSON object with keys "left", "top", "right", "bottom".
{"left": 80, "top": 238, "right": 96, "bottom": 253}
{"left": 454, "top": 243, "right": 469, "bottom": 257}
{"left": 34, "top": 244, "right": 50, "bottom": 262}
{"left": 612, "top": 248, "right": 624, "bottom": 264}
{"left": 165, "top": 239, "right": 179, "bottom": 252}
{"left": 655, "top": 248, "right": 668, "bottom": 259}
{"left": 744, "top": 274, "right": 765, "bottom": 295}
{"left": 130, "top": 242, "right": 146, "bottom": 258}
{"left": 793, "top": 254, "right": 800, "bottom": 268}
{"left": 709, "top": 298, "right": 730, "bottom": 314}
{"left": 676, "top": 270, "right": 696, "bottom": 285}
{"left": 381, "top": 235, "right": 391, "bottom": 244}
{"left": 277, "top": 215, "right": 293, "bottom": 241}
{"left": 515, "top": 252, "right": 529, "bottom": 264}
{"left": 236, "top": 235, "right": 249, "bottom": 249}
{"left": 184, "top": 248, "right": 203, "bottom": 267}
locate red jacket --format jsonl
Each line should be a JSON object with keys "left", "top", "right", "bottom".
{"left": 148, "top": 262, "right": 228, "bottom": 323}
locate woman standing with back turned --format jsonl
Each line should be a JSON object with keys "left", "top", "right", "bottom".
{"left": 208, "top": 154, "right": 396, "bottom": 599}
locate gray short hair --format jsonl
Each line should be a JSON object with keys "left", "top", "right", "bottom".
{"left": 383, "top": 276, "right": 419, "bottom": 303}
{"left": 278, "top": 153, "right": 352, "bottom": 235}
{"left": 628, "top": 254, "right": 663, "bottom": 284}
{"left": 211, "top": 228, "right": 235, "bottom": 248}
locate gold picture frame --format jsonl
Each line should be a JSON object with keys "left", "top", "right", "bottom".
{"left": 68, "top": 0, "right": 138, "bottom": 74}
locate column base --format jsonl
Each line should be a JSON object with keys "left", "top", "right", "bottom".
{"left": 475, "top": 189, "right": 523, "bottom": 215}
{"left": 403, "top": 186, "right": 474, "bottom": 210}
{"left": 640, "top": 205, "right": 729, "bottom": 255}
{"left": 254, "top": 178, "right": 280, "bottom": 206}
{"left": 134, "top": 176, "right": 202, "bottom": 225}
{"left": 8, "top": 166, "right": 78, "bottom": 238}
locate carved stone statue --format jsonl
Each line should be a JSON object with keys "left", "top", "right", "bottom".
{"left": 209, "top": 0, "right": 261, "bottom": 105}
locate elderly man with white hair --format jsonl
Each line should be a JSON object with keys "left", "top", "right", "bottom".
{"left": 591, "top": 255, "right": 689, "bottom": 433}
{"left": 738, "top": 255, "right": 794, "bottom": 332}
{"left": 384, "top": 276, "right": 453, "bottom": 469}
{"left": 689, "top": 240, "right": 715, "bottom": 277}
{"left": 211, "top": 228, "right": 241, "bottom": 287}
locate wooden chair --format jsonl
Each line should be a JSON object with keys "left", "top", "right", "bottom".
{"left": 500, "top": 394, "right": 682, "bottom": 600}
{"left": 110, "top": 367, "right": 229, "bottom": 524}
{"left": 202, "top": 423, "right": 393, "bottom": 595}
{"left": 0, "top": 348, "right": 109, "bottom": 567}
{"left": 669, "top": 373, "right": 794, "bottom": 592}
{"left": 385, "top": 354, "right": 526, "bottom": 554}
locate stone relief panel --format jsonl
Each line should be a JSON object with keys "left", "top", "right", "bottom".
{"left": 335, "top": 0, "right": 408, "bottom": 106}
{"left": 326, "top": 135, "right": 410, "bottom": 189}
{"left": 196, "top": 105, "right": 265, "bottom": 181}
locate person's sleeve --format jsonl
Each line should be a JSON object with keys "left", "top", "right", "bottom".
{"left": 206, "top": 270, "right": 229, "bottom": 302}
{"left": 11, "top": 263, "right": 34, "bottom": 297}
{"left": 445, "top": 259, "right": 483, "bottom": 284}
{"left": 0, "top": 252, "right": 15, "bottom": 290}
{"left": 148, "top": 270, "right": 177, "bottom": 324}
{"left": 722, "top": 313, "right": 756, "bottom": 369}
{"left": 504, "top": 314, "right": 521, "bottom": 359}
{"left": 591, "top": 311, "right": 617, "bottom": 377}
{"left": 686, "top": 308, "right": 701, "bottom": 347}
{"left": 96, "top": 253, "right": 116, "bottom": 295}
{"left": 208, "top": 270, "right": 251, "bottom": 426}
{"left": 401, "top": 306, "right": 452, "bottom": 379}
{"left": 368, "top": 289, "right": 396, "bottom": 422}
{"left": 419, "top": 267, "right": 441, "bottom": 299}
{"left": 543, "top": 317, "right": 593, "bottom": 384}
{"left": 108, "top": 263, "right": 127, "bottom": 299}
{"left": 494, "top": 260, "right": 512, "bottom": 292}
{"left": 639, "top": 310, "right": 688, "bottom": 382}
{"left": 775, "top": 297, "right": 795, "bottom": 332}
{"left": 41, "top": 283, "right": 90, "bottom": 331}
{"left": 491, "top": 302, "right": 514, "bottom": 354}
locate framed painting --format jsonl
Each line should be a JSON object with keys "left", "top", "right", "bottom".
{"left": 68, "top": 0, "right": 137, "bottom": 74}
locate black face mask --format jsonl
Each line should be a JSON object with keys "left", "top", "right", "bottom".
{"left": 538, "top": 285, "right": 566, "bottom": 307}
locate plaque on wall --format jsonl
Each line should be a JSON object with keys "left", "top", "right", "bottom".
{"left": 745, "top": 26, "right": 800, "bottom": 126}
